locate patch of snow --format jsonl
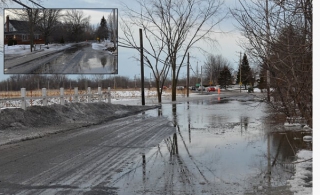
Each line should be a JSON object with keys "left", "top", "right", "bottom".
{"left": 4, "top": 43, "right": 73, "bottom": 55}
{"left": 302, "top": 136, "right": 312, "bottom": 142}
{"left": 284, "top": 122, "right": 302, "bottom": 127}
{"left": 92, "top": 42, "right": 106, "bottom": 51}
{"left": 91, "top": 40, "right": 115, "bottom": 51}
{"left": 0, "top": 90, "right": 172, "bottom": 108}
{"left": 287, "top": 149, "right": 312, "bottom": 195}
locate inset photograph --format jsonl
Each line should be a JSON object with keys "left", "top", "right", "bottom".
{"left": 4, "top": 8, "right": 118, "bottom": 74}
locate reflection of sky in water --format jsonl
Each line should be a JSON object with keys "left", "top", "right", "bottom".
{"left": 113, "top": 99, "right": 306, "bottom": 194}
{"left": 80, "top": 54, "right": 117, "bottom": 74}
{"left": 32, "top": 45, "right": 118, "bottom": 74}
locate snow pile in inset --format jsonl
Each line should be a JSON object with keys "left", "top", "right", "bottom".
{"left": 4, "top": 44, "right": 73, "bottom": 55}
{"left": 92, "top": 40, "right": 114, "bottom": 51}
{"left": 287, "top": 149, "right": 312, "bottom": 195}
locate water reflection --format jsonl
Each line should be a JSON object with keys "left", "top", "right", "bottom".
{"left": 112, "top": 99, "right": 311, "bottom": 194}
{"left": 31, "top": 44, "right": 118, "bottom": 74}
{"left": 100, "top": 56, "right": 107, "bottom": 67}
{"left": 240, "top": 116, "right": 249, "bottom": 132}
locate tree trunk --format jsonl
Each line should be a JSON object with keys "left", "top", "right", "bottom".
{"left": 171, "top": 67, "right": 176, "bottom": 101}
{"left": 156, "top": 79, "right": 162, "bottom": 103}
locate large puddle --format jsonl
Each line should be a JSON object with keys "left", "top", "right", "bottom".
{"left": 111, "top": 98, "right": 312, "bottom": 194}
{"left": 32, "top": 44, "right": 117, "bottom": 74}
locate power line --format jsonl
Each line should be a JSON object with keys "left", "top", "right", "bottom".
{"left": 11, "top": 0, "right": 45, "bottom": 9}
{"left": 28, "top": 0, "right": 45, "bottom": 8}
{"left": 11, "top": 0, "right": 31, "bottom": 9}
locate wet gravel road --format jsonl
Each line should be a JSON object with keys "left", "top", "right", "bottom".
{"left": 5, "top": 43, "right": 117, "bottom": 74}
{"left": 0, "top": 93, "right": 310, "bottom": 194}
{"left": 0, "top": 114, "right": 175, "bottom": 194}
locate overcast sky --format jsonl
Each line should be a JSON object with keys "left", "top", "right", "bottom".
{"left": 4, "top": 8, "right": 115, "bottom": 28}
{"left": 0, "top": 0, "right": 318, "bottom": 83}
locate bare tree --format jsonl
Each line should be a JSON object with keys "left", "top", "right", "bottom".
{"left": 107, "top": 12, "right": 117, "bottom": 45}
{"left": 203, "top": 54, "right": 231, "bottom": 86}
{"left": 63, "top": 9, "right": 91, "bottom": 43}
{"left": 121, "top": 0, "right": 226, "bottom": 101}
{"left": 120, "top": 16, "right": 170, "bottom": 102}
{"left": 92, "top": 75, "right": 104, "bottom": 88}
{"left": 11, "top": 8, "right": 41, "bottom": 52}
{"left": 25, "top": 9, "right": 40, "bottom": 52}
{"left": 38, "top": 9, "right": 61, "bottom": 44}
{"left": 231, "top": 0, "right": 312, "bottom": 126}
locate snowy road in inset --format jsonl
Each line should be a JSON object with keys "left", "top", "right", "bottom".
{"left": 5, "top": 43, "right": 117, "bottom": 74}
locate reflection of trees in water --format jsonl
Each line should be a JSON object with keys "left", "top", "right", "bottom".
{"left": 241, "top": 116, "right": 249, "bottom": 131}
{"left": 100, "top": 56, "right": 107, "bottom": 67}
{"left": 111, "top": 104, "right": 225, "bottom": 194}
{"left": 244, "top": 130, "right": 312, "bottom": 193}
{"left": 111, "top": 102, "right": 310, "bottom": 194}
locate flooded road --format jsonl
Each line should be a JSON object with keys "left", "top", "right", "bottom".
{"left": 112, "top": 97, "right": 312, "bottom": 194}
{"left": 31, "top": 43, "right": 117, "bottom": 74}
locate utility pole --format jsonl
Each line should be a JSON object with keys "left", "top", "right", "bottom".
{"left": 140, "top": 29, "right": 145, "bottom": 105}
{"left": 113, "top": 9, "right": 117, "bottom": 49}
{"left": 200, "top": 66, "right": 203, "bottom": 95}
{"left": 265, "top": 0, "right": 271, "bottom": 102}
{"left": 187, "top": 52, "right": 190, "bottom": 97}
{"left": 239, "top": 52, "right": 242, "bottom": 93}
{"left": 196, "top": 61, "right": 199, "bottom": 84}
{"left": 149, "top": 72, "right": 152, "bottom": 89}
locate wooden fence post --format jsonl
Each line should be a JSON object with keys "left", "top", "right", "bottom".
{"left": 87, "top": 87, "right": 91, "bottom": 103}
{"left": 108, "top": 87, "right": 111, "bottom": 103}
{"left": 74, "top": 87, "right": 78, "bottom": 102}
{"left": 60, "top": 88, "right": 65, "bottom": 105}
{"left": 98, "top": 87, "right": 102, "bottom": 102}
{"left": 21, "top": 88, "right": 26, "bottom": 110}
{"left": 42, "top": 88, "right": 47, "bottom": 106}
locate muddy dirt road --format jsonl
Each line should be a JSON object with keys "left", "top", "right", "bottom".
{"left": 0, "top": 114, "right": 175, "bottom": 195}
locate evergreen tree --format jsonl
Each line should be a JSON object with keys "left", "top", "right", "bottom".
{"left": 100, "top": 16, "right": 107, "bottom": 27}
{"left": 96, "top": 16, "right": 109, "bottom": 41}
{"left": 218, "top": 66, "right": 232, "bottom": 89}
{"left": 236, "top": 53, "right": 252, "bottom": 89}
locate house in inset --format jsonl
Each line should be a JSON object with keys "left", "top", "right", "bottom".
{"left": 4, "top": 15, "right": 44, "bottom": 45}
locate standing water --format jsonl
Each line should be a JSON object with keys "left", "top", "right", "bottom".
{"left": 111, "top": 96, "right": 312, "bottom": 194}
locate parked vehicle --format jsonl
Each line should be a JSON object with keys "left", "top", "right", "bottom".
{"left": 189, "top": 86, "right": 196, "bottom": 90}
{"left": 197, "top": 86, "right": 206, "bottom": 91}
{"left": 176, "top": 86, "right": 184, "bottom": 90}
{"left": 206, "top": 86, "right": 216, "bottom": 92}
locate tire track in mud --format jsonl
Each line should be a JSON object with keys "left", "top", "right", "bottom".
{"left": 0, "top": 114, "right": 175, "bottom": 195}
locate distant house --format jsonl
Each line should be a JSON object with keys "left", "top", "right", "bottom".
{"left": 4, "top": 15, "right": 44, "bottom": 45}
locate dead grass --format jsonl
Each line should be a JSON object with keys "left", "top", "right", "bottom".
{"left": 0, "top": 88, "right": 188, "bottom": 98}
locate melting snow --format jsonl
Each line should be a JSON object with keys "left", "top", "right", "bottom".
{"left": 287, "top": 149, "right": 312, "bottom": 195}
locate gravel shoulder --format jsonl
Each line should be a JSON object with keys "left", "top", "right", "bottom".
{"left": 0, "top": 102, "right": 159, "bottom": 146}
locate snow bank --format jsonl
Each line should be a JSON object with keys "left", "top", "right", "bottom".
{"left": 92, "top": 40, "right": 114, "bottom": 51}
{"left": 92, "top": 42, "right": 106, "bottom": 51}
{"left": 287, "top": 149, "right": 312, "bottom": 195}
{"left": 0, "top": 90, "right": 172, "bottom": 109}
{"left": 4, "top": 44, "right": 72, "bottom": 55}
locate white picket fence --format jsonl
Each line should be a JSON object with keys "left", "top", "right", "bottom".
{"left": 1, "top": 87, "right": 112, "bottom": 110}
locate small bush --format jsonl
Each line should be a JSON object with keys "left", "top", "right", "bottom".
{"left": 60, "top": 36, "right": 65, "bottom": 44}
{"left": 8, "top": 39, "right": 17, "bottom": 46}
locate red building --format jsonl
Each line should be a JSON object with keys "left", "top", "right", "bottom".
{"left": 4, "top": 15, "right": 44, "bottom": 45}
